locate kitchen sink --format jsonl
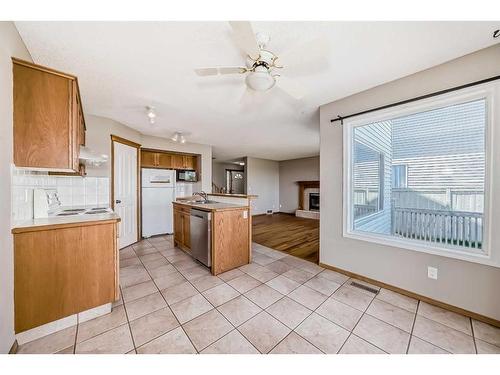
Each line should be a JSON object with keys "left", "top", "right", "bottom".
{"left": 195, "top": 200, "right": 218, "bottom": 204}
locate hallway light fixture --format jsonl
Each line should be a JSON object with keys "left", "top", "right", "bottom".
{"left": 146, "top": 106, "right": 156, "bottom": 125}
{"left": 171, "top": 132, "right": 186, "bottom": 144}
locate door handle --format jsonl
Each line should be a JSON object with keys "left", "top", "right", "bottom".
{"left": 115, "top": 199, "right": 121, "bottom": 204}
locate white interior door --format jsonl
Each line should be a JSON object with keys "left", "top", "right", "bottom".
{"left": 113, "top": 141, "right": 138, "bottom": 248}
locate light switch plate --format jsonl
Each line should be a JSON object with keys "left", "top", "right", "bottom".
{"left": 427, "top": 266, "right": 438, "bottom": 280}
{"left": 243, "top": 210, "right": 248, "bottom": 219}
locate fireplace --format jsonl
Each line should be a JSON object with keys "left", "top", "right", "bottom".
{"left": 309, "top": 193, "right": 319, "bottom": 211}
{"left": 296, "top": 181, "right": 320, "bottom": 220}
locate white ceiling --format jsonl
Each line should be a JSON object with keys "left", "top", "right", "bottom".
{"left": 15, "top": 21, "right": 499, "bottom": 161}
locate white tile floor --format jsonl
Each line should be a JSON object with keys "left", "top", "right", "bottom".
{"left": 17, "top": 236, "right": 500, "bottom": 354}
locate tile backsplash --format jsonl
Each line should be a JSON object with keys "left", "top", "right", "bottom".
{"left": 12, "top": 168, "right": 110, "bottom": 222}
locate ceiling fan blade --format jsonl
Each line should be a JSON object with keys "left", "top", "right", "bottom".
{"left": 218, "top": 67, "right": 247, "bottom": 75}
{"left": 276, "top": 76, "right": 306, "bottom": 100}
{"left": 275, "top": 37, "right": 330, "bottom": 75}
{"left": 194, "top": 68, "right": 219, "bottom": 76}
{"left": 229, "top": 21, "right": 260, "bottom": 60}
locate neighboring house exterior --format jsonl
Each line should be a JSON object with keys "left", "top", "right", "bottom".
{"left": 353, "top": 120, "right": 392, "bottom": 235}
{"left": 391, "top": 98, "right": 485, "bottom": 213}
{"left": 353, "top": 98, "right": 485, "bottom": 245}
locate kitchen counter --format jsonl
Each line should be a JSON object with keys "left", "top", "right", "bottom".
{"left": 12, "top": 211, "right": 121, "bottom": 233}
{"left": 173, "top": 200, "right": 248, "bottom": 212}
{"left": 207, "top": 193, "right": 258, "bottom": 199}
{"left": 13, "top": 209, "right": 120, "bottom": 333}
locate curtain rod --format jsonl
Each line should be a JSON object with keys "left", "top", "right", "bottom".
{"left": 330, "top": 74, "right": 500, "bottom": 125}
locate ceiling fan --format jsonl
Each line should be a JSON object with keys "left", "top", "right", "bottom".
{"left": 194, "top": 21, "right": 328, "bottom": 101}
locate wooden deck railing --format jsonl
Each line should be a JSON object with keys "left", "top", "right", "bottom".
{"left": 391, "top": 207, "right": 483, "bottom": 249}
{"left": 353, "top": 204, "right": 378, "bottom": 219}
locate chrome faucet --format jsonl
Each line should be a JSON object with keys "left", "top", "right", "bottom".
{"left": 194, "top": 191, "right": 208, "bottom": 202}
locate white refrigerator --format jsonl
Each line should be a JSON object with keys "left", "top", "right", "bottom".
{"left": 141, "top": 168, "right": 176, "bottom": 237}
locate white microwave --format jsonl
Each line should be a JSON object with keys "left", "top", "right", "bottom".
{"left": 177, "top": 170, "right": 197, "bottom": 182}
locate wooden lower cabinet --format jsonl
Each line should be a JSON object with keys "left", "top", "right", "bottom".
{"left": 13, "top": 220, "right": 119, "bottom": 333}
{"left": 182, "top": 213, "right": 191, "bottom": 249}
{"left": 211, "top": 209, "right": 250, "bottom": 275}
{"left": 173, "top": 205, "right": 191, "bottom": 251}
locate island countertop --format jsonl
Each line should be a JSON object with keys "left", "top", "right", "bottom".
{"left": 173, "top": 200, "right": 248, "bottom": 212}
{"left": 207, "top": 193, "right": 258, "bottom": 199}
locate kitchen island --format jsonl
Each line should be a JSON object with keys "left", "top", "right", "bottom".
{"left": 173, "top": 200, "right": 251, "bottom": 275}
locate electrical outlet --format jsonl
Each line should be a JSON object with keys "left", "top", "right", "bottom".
{"left": 427, "top": 266, "right": 438, "bottom": 280}
{"left": 242, "top": 210, "right": 248, "bottom": 219}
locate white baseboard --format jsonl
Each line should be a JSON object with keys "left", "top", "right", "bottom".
{"left": 16, "top": 303, "right": 112, "bottom": 345}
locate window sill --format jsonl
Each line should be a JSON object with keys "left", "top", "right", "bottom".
{"left": 343, "top": 230, "right": 498, "bottom": 268}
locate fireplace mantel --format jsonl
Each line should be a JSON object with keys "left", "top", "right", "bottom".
{"left": 297, "top": 181, "right": 320, "bottom": 210}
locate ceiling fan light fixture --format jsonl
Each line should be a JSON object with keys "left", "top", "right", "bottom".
{"left": 245, "top": 66, "right": 275, "bottom": 91}
{"left": 171, "top": 132, "right": 179, "bottom": 142}
{"left": 180, "top": 135, "right": 186, "bottom": 144}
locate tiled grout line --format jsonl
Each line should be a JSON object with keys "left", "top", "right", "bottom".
{"left": 132, "top": 240, "right": 201, "bottom": 354}
{"left": 263, "top": 267, "right": 365, "bottom": 354}
{"left": 142, "top": 237, "right": 256, "bottom": 354}
{"left": 409, "top": 302, "right": 472, "bottom": 354}
{"left": 470, "top": 317, "right": 478, "bottom": 354}
{"left": 72, "top": 314, "right": 79, "bottom": 354}
{"left": 170, "top": 255, "right": 270, "bottom": 354}
{"left": 158, "top": 240, "right": 314, "bottom": 353}
{"left": 118, "top": 285, "right": 139, "bottom": 354}
{"left": 335, "top": 282, "right": 381, "bottom": 354}
{"left": 125, "top": 238, "right": 474, "bottom": 355}
{"left": 405, "top": 300, "right": 420, "bottom": 354}
{"left": 265, "top": 287, "right": 334, "bottom": 354}
{"left": 166, "top": 243, "right": 375, "bottom": 354}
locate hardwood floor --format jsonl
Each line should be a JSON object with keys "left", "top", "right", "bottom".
{"left": 252, "top": 213, "right": 319, "bottom": 263}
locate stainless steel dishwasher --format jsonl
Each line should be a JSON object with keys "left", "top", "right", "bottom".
{"left": 190, "top": 209, "right": 211, "bottom": 267}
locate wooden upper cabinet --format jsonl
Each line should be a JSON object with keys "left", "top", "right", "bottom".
{"left": 141, "top": 150, "right": 158, "bottom": 168}
{"left": 140, "top": 149, "right": 198, "bottom": 174}
{"left": 157, "top": 152, "right": 173, "bottom": 168}
{"left": 13, "top": 58, "right": 85, "bottom": 172}
{"left": 172, "top": 154, "right": 184, "bottom": 169}
{"left": 183, "top": 155, "right": 196, "bottom": 170}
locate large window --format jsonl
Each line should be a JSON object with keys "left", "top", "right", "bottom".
{"left": 344, "top": 89, "right": 492, "bottom": 263}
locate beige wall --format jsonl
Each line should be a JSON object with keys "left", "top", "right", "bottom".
{"left": 246, "top": 157, "right": 279, "bottom": 215}
{"left": 0, "top": 21, "right": 32, "bottom": 353}
{"left": 84, "top": 115, "right": 142, "bottom": 177}
{"left": 279, "top": 156, "right": 319, "bottom": 213}
{"left": 319, "top": 44, "right": 500, "bottom": 320}
{"left": 84, "top": 114, "right": 212, "bottom": 192}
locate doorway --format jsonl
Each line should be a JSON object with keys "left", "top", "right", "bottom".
{"left": 111, "top": 135, "right": 141, "bottom": 248}
{"left": 226, "top": 169, "right": 245, "bottom": 194}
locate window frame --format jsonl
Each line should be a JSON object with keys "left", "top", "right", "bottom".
{"left": 343, "top": 84, "right": 495, "bottom": 267}
{"left": 392, "top": 164, "right": 408, "bottom": 189}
